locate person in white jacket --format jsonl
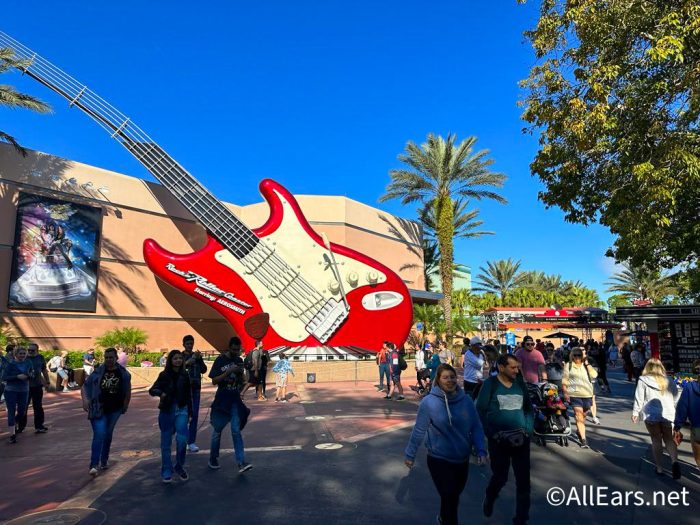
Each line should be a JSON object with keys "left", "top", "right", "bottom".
{"left": 632, "top": 358, "right": 681, "bottom": 478}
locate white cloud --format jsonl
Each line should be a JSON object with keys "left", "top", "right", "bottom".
{"left": 599, "top": 256, "right": 624, "bottom": 277}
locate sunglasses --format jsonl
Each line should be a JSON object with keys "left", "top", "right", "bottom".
{"left": 525, "top": 342, "right": 535, "bottom": 346}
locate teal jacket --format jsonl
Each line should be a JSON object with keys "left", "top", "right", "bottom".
{"left": 475, "top": 375, "right": 534, "bottom": 438}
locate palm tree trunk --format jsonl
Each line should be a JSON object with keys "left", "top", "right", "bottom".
{"left": 436, "top": 195, "right": 454, "bottom": 342}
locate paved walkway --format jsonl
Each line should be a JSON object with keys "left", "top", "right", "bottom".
{"left": 1, "top": 370, "right": 698, "bottom": 524}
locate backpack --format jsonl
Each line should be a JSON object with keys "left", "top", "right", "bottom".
{"left": 399, "top": 354, "right": 408, "bottom": 371}
{"left": 243, "top": 352, "right": 253, "bottom": 371}
{"left": 48, "top": 355, "right": 61, "bottom": 373}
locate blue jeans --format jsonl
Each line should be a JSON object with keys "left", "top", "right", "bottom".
{"left": 159, "top": 405, "right": 189, "bottom": 478}
{"left": 210, "top": 405, "right": 245, "bottom": 465}
{"left": 378, "top": 363, "right": 390, "bottom": 389}
{"left": 188, "top": 387, "right": 201, "bottom": 445}
{"left": 90, "top": 411, "right": 122, "bottom": 468}
{"left": 5, "top": 390, "right": 29, "bottom": 429}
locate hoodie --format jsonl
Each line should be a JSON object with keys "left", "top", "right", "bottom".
{"left": 632, "top": 375, "right": 680, "bottom": 423}
{"left": 405, "top": 386, "right": 487, "bottom": 463}
{"left": 674, "top": 381, "right": 700, "bottom": 430}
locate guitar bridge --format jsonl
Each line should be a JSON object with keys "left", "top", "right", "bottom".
{"left": 305, "top": 298, "right": 349, "bottom": 343}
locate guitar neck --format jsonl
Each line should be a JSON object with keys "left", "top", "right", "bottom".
{"left": 0, "top": 31, "right": 258, "bottom": 259}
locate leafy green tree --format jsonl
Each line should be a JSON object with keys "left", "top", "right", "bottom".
{"left": 519, "top": 0, "right": 700, "bottom": 282}
{"left": 0, "top": 47, "right": 51, "bottom": 153}
{"left": 381, "top": 133, "right": 506, "bottom": 340}
{"left": 95, "top": 327, "right": 148, "bottom": 352}
{"left": 473, "top": 258, "right": 525, "bottom": 302}
{"left": 466, "top": 292, "right": 501, "bottom": 315}
{"left": 606, "top": 294, "right": 632, "bottom": 314}
{"left": 605, "top": 263, "right": 677, "bottom": 304}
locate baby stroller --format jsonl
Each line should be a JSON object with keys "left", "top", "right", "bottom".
{"left": 527, "top": 382, "right": 571, "bottom": 447}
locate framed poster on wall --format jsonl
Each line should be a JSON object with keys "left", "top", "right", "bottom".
{"left": 8, "top": 193, "right": 103, "bottom": 311}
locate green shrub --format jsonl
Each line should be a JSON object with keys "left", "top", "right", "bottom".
{"left": 40, "top": 350, "right": 104, "bottom": 369}
{"left": 95, "top": 327, "right": 148, "bottom": 352}
{"left": 128, "top": 352, "right": 164, "bottom": 367}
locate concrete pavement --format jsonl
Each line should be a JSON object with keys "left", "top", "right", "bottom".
{"left": 1, "top": 370, "right": 698, "bottom": 524}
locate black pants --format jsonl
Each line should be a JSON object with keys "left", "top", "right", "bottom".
{"left": 485, "top": 437, "right": 531, "bottom": 525}
{"left": 597, "top": 364, "right": 610, "bottom": 389}
{"left": 16, "top": 385, "right": 45, "bottom": 431}
{"left": 463, "top": 381, "right": 482, "bottom": 400}
{"left": 260, "top": 367, "right": 267, "bottom": 396}
{"left": 427, "top": 455, "right": 469, "bottom": 525}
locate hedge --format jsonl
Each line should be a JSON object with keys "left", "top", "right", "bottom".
{"left": 38, "top": 350, "right": 166, "bottom": 368}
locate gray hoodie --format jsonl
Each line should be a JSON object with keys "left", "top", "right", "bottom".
{"left": 632, "top": 375, "right": 680, "bottom": 423}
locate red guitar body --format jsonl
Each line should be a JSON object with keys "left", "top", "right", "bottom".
{"left": 144, "top": 179, "right": 413, "bottom": 351}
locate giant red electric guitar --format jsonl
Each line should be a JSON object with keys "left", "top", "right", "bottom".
{"left": 2, "top": 32, "right": 413, "bottom": 351}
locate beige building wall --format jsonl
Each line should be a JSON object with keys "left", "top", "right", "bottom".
{"left": 0, "top": 145, "right": 424, "bottom": 351}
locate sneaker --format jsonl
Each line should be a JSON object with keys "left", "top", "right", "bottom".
{"left": 175, "top": 466, "right": 189, "bottom": 481}
{"left": 384, "top": 395, "right": 392, "bottom": 400}
{"left": 9, "top": 434, "right": 17, "bottom": 444}
{"left": 483, "top": 496, "right": 494, "bottom": 518}
{"left": 672, "top": 462, "right": 681, "bottom": 480}
{"left": 35, "top": 427, "right": 48, "bottom": 434}
{"left": 579, "top": 439, "right": 590, "bottom": 449}
{"left": 396, "top": 396, "right": 405, "bottom": 401}
{"left": 591, "top": 416, "right": 601, "bottom": 425}
{"left": 281, "top": 399, "right": 288, "bottom": 403}
{"left": 89, "top": 467, "right": 99, "bottom": 477}
{"left": 208, "top": 458, "right": 220, "bottom": 470}
{"left": 63, "top": 388, "right": 70, "bottom": 392}
{"left": 162, "top": 476, "right": 172, "bottom": 484}
{"left": 187, "top": 443, "right": 200, "bottom": 453}
{"left": 238, "top": 462, "right": 253, "bottom": 473}
{"left": 99, "top": 462, "right": 110, "bottom": 471}
{"left": 15, "top": 426, "right": 24, "bottom": 434}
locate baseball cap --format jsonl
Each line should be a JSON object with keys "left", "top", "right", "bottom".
{"left": 469, "top": 336, "right": 483, "bottom": 346}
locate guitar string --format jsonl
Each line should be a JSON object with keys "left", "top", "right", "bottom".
{"left": 2, "top": 34, "right": 338, "bottom": 327}
{"left": 1, "top": 33, "right": 342, "bottom": 328}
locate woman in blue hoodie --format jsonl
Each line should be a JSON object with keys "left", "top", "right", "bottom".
{"left": 405, "top": 364, "right": 487, "bottom": 525}
{"left": 674, "top": 359, "right": 700, "bottom": 470}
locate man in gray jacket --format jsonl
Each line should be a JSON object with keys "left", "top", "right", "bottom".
{"left": 81, "top": 347, "right": 131, "bottom": 477}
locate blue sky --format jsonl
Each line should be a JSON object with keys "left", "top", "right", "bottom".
{"left": 2, "top": 1, "right": 621, "bottom": 300}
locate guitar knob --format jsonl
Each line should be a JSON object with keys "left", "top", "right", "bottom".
{"left": 328, "top": 280, "right": 340, "bottom": 294}
{"left": 346, "top": 271, "right": 359, "bottom": 287}
{"left": 366, "top": 270, "right": 379, "bottom": 284}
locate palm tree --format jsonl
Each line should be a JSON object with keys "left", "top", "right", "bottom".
{"left": 564, "top": 287, "right": 602, "bottom": 308}
{"left": 605, "top": 262, "right": 677, "bottom": 304}
{"left": 451, "top": 288, "right": 471, "bottom": 318}
{"left": 473, "top": 258, "right": 525, "bottom": 302}
{"left": 0, "top": 47, "right": 51, "bottom": 154}
{"left": 412, "top": 303, "right": 443, "bottom": 344}
{"left": 381, "top": 133, "right": 506, "bottom": 339}
{"left": 418, "top": 198, "right": 494, "bottom": 242}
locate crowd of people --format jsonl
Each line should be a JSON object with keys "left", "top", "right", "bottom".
{"left": 2, "top": 332, "right": 699, "bottom": 523}
{"left": 0, "top": 335, "right": 297, "bottom": 485}
{"left": 396, "top": 333, "right": 700, "bottom": 525}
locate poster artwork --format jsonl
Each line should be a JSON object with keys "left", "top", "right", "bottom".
{"left": 9, "top": 193, "right": 102, "bottom": 311}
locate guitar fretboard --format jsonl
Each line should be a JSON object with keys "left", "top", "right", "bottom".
{"left": 0, "top": 31, "right": 258, "bottom": 259}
